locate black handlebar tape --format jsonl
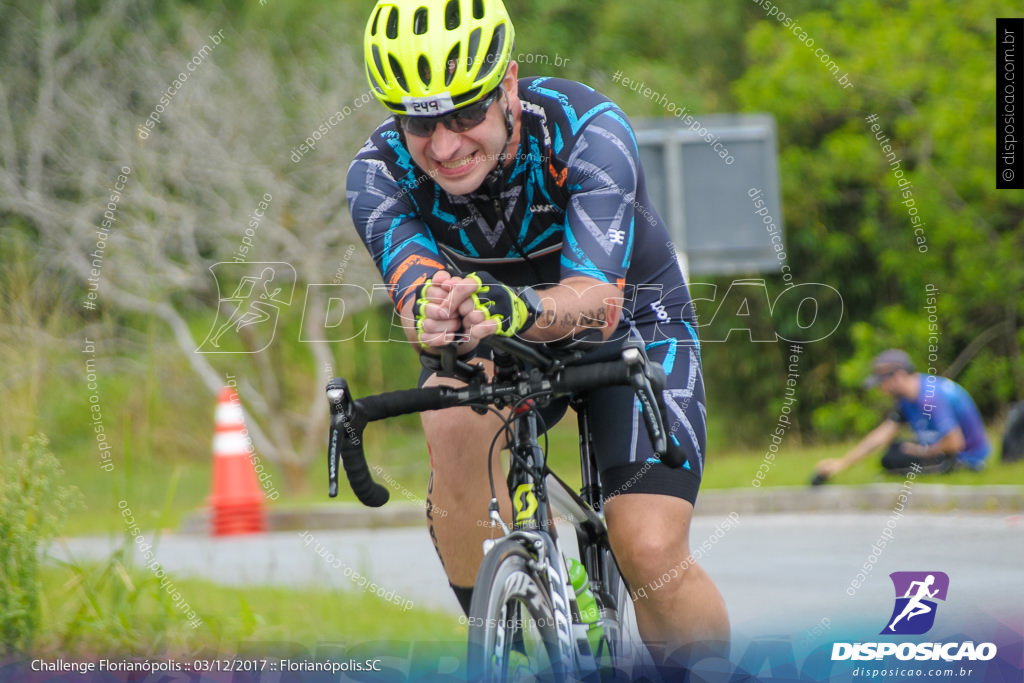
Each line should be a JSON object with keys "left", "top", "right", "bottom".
{"left": 551, "top": 361, "right": 633, "bottom": 394}
{"left": 328, "top": 399, "right": 389, "bottom": 506}
{"left": 357, "top": 386, "right": 450, "bottom": 421}
{"left": 339, "top": 426, "right": 390, "bottom": 507}
{"left": 335, "top": 387, "right": 450, "bottom": 508}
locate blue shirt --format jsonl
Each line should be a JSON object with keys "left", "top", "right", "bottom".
{"left": 893, "top": 375, "right": 991, "bottom": 467}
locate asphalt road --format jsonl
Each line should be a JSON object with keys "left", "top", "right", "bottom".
{"left": 53, "top": 510, "right": 1024, "bottom": 650}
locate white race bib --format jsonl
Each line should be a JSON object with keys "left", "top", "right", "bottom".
{"left": 401, "top": 92, "right": 456, "bottom": 116}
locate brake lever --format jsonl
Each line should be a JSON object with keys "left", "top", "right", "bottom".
{"left": 326, "top": 379, "right": 346, "bottom": 497}
{"left": 621, "top": 343, "right": 669, "bottom": 455}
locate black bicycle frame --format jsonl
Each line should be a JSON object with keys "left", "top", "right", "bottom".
{"left": 502, "top": 389, "right": 625, "bottom": 632}
{"left": 507, "top": 404, "right": 550, "bottom": 533}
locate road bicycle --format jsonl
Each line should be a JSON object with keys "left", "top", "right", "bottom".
{"left": 326, "top": 334, "right": 686, "bottom": 681}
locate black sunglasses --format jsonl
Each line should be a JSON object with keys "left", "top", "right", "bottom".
{"left": 397, "top": 89, "right": 501, "bottom": 138}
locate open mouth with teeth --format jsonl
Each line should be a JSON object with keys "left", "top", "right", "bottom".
{"left": 437, "top": 153, "right": 479, "bottom": 173}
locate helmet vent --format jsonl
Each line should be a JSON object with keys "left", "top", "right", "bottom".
{"left": 444, "top": 0, "right": 460, "bottom": 30}
{"left": 413, "top": 7, "right": 428, "bottom": 35}
{"left": 386, "top": 7, "right": 399, "bottom": 39}
{"left": 452, "top": 86, "right": 482, "bottom": 107}
{"left": 366, "top": 65, "right": 385, "bottom": 95}
{"left": 418, "top": 54, "right": 432, "bottom": 87}
{"left": 388, "top": 53, "right": 409, "bottom": 91}
{"left": 466, "top": 27, "right": 481, "bottom": 71}
{"left": 473, "top": 0, "right": 485, "bottom": 20}
{"left": 478, "top": 23, "right": 505, "bottom": 80}
{"left": 445, "top": 43, "right": 460, "bottom": 86}
{"left": 372, "top": 44, "right": 386, "bottom": 83}
{"left": 370, "top": 7, "right": 382, "bottom": 36}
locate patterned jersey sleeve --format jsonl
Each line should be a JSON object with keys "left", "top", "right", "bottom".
{"left": 346, "top": 153, "right": 447, "bottom": 313}
{"left": 560, "top": 109, "right": 640, "bottom": 289}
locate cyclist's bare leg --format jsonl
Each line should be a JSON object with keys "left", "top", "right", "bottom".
{"left": 605, "top": 493, "right": 730, "bottom": 663}
{"left": 420, "top": 363, "right": 512, "bottom": 588}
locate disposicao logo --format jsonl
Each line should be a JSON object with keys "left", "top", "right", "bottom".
{"left": 832, "top": 571, "right": 997, "bottom": 662}
{"left": 882, "top": 571, "right": 948, "bottom": 635}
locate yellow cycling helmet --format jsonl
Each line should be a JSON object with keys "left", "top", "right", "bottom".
{"left": 364, "top": 0, "right": 515, "bottom": 115}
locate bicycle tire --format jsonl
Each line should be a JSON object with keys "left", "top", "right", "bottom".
{"left": 601, "top": 558, "right": 644, "bottom": 675}
{"left": 467, "top": 538, "right": 574, "bottom": 682}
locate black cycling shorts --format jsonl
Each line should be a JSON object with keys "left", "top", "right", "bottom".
{"left": 418, "top": 321, "right": 706, "bottom": 506}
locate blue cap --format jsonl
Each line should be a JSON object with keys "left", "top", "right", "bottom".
{"left": 864, "top": 349, "right": 915, "bottom": 388}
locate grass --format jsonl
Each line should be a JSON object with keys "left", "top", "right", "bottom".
{"left": 57, "top": 417, "right": 1024, "bottom": 537}
{"left": 698, "top": 433, "right": 1024, "bottom": 489}
{"left": 34, "top": 559, "right": 466, "bottom": 659}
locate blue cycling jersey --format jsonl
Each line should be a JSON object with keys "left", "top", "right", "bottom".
{"left": 893, "top": 375, "right": 991, "bottom": 466}
{"left": 346, "top": 76, "right": 695, "bottom": 339}
{"left": 346, "top": 76, "right": 708, "bottom": 490}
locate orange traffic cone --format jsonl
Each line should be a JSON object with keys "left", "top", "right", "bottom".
{"left": 209, "top": 386, "right": 266, "bottom": 536}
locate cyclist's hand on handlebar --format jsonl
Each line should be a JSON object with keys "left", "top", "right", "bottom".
{"left": 414, "top": 270, "right": 468, "bottom": 347}
{"left": 451, "top": 271, "right": 537, "bottom": 340}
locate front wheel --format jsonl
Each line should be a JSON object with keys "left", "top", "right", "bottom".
{"left": 467, "top": 538, "right": 574, "bottom": 682}
{"left": 600, "top": 559, "right": 645, "bottom": 675}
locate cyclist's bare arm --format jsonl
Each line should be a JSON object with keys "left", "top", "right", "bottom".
{"left": 816, "top": 418, "right": 900, "bottom": 476}
{"left": 449, "top": 275, "right": 622, "bottom": 345}
{"left": 520, "top": 277, "right": 623, "bottom": 343}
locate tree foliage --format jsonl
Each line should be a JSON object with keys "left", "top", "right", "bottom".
{"left": 731, "top": 0, "right": 1024, "bottom": 440}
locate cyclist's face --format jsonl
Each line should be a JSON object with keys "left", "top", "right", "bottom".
{"left": 405, "top": 63, "right": 520, "bottom": 196}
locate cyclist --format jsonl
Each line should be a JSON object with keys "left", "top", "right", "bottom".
{"left": 346, "top": 0, "right": 728, "bottom": 666}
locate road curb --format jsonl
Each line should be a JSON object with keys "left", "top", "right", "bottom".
{"left": 178, "top": 484, "right": 1024, "bottom": 534}
{"left": 695, "top": 484, "right": 1024, "bottom": 516}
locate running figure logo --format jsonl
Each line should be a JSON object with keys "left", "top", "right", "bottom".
{"left": 197, "top": 262, "right": 295, "bottom": 353}
{"left": 881, "top": 571, "right": 950, "bottom": 635}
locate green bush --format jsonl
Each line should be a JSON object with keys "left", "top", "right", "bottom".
{"left": 0, "top": 435, "right": 80, "bottom": 654}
